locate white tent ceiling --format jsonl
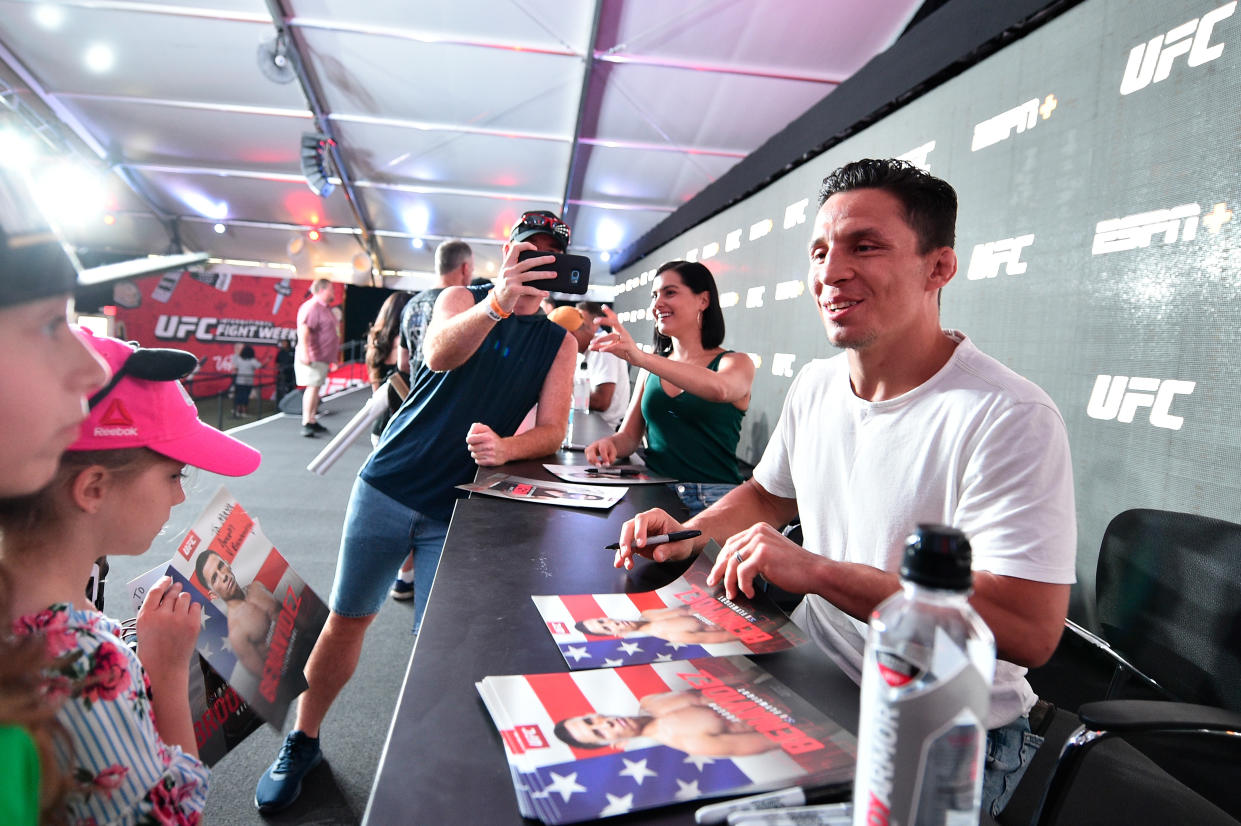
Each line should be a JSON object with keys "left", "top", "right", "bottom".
{"left": 0, "top": 0, "right": 924, "bottom": 287}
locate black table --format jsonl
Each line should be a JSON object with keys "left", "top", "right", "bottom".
{"left": 363, "top": 416, "right": 861, "bottom": 825}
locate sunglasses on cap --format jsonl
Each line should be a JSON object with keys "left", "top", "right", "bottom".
{"left": 88, "top": 344, "right": 201, "bottom": 410}
{"left": 513, "top": 211, "right": 570, "bottom": 246}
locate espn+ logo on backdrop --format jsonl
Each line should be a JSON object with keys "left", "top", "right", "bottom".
{"left": 1119, "top": 2, "right": 1235, "bottom": 95}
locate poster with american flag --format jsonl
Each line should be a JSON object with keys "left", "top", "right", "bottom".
{"left": 164, "top": 486, "right": 328, "bottom": 728}
{"left": 532, "top": 549, "right": 806, "bottom": 670}
{"left": 477, "top": 655, "right": 855, "bottom": 824}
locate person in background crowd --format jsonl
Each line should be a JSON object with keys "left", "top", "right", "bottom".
{"left": 585, "top": 261, "right": 755, "bottom": 516}
{"left": 0, "top": 329, "right": 261, "bottom": 826}
{"left": 295, "top": 279, "right": 340, "bottom": 438}
{"left": 0, "top": 164, "right": 111, "bottom": 825}
{"left": 365, "top": 291, "right": 412, "bottom": 447}
{"left": 275, "top": 339, "right": 295, "bottom": 401}
{"left": 611, "top": 159, "right": 1077, "bottom": 817}
{"left": 254, "top": 209, "right": 578, "bottom": 815}
{"left": 388, "top": 239, "right": 474, "bottom": 600}
{"left": 550, "top": 305, "right": 631, "bottom": 430}
{"left": 231, "top": 344, "right": 266, "bottom": 418}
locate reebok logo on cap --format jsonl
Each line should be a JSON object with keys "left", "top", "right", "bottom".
{"left": 95, "top": 399, "right": 139, "bottom": 437}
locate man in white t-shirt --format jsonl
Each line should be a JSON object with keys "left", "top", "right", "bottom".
{"left": 547, "top": 304, "right": 631, "bottom": 429}
{"left": 611, "top": 158, "right": 1076, "bottom": 817}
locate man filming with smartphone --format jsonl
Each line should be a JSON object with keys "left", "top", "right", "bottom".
{"left": 255, "top": 210, "right": 579, "bottom": 814}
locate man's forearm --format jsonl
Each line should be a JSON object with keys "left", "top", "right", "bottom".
{"left": 686, "top": 479, "right": 797, "bottom": 552}
{"left": 501, "top": 422, "right": 566, "bottom": 462}
{"left": 424, "top": 300, "right": 496, "bottom": 371}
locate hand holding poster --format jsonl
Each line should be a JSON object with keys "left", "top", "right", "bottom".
{"left": 477, "top": 656, "right": 855, "bottom": 824}
{"left": 127, "top": 564, "right": 264, "bottom": 766}
{"left": 165, "top": 486, "right": 329, "bottom": 727}
{"left": 533, "top": 548, "right": 806, "bottom": 670}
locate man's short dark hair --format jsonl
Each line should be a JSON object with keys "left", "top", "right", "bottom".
{"left": 577, "top": 301, "right": 608, "bottom": 318}
{"left": 553, "top": 718, "right": 608, "bottom": 750}
{"left": 435, "top": 239, "right": 472, "bottom": 275}
{"left": 818, "top": 159, "right": 957, "bottom": 253}
{"left": 194, "top": 549, "right": 220, "bottom": 591}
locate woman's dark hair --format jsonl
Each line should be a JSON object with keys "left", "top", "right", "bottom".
{"left": 239, "top": 345, "right": 255, "bottom": 360}
{"left": 652, "top": 261, "right": 725, "bottom": 356}
{"left": 365, "top": 291, "right": 412, "bottom": 385}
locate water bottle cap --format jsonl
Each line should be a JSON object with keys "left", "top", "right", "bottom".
{"left": 901, "top": 524, "right": 973, "bottom": 590}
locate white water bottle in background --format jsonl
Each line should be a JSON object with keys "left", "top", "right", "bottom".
{"left": 852, "top": 525, "right": 995, "bottom": 826}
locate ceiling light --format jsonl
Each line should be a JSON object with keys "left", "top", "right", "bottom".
{"left": 213, "top": 223, "right": 226, "bottom": 234}
{"left": 103, "top": 213, "right": 116, "bottom": 226}
{"left": 33, "top": 4, "right": 65, "bottom": 29}
{"left": 84, "top": 43, "right": 115, "bottom": 73}
{"left": 403, "top": 204, "right": 430, "bottom": 236}
{"left": 34, "top": 162, "right": 106, "bottom": 225}
{"left": 177, "top": 189, "right": 228, "bottom": 221}
{"left": 411, "top": 238, "right": 424, "bottom": 249}
{"left": 486, "top": 261, "right": 496, "bottom": 273}
{"left": 595, "top": 218, "right": 623, "bottom": 252}
{"left": 0, "top": 130, "right": 38, "bottom": 169}
{"left": 307, "top": 228, "right": 321, "bottom": 242}
{"left": 600, "top": 251, "right": 611, "bottom": 262}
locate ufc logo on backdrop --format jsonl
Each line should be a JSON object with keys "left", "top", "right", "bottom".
{"left": 1087, "top": 375, "right": 1196, "bottom": 430}
{"left": 966, "top": 235, "right": 1035, "bottom": 280}
{"left": 1120, "top": 2, "right": 1236, "bottom": 95}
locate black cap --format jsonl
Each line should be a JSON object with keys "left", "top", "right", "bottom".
{"left": 900, "top": 524, "right": 973, "bottom": 590}
{"left": 0, "top": 165, "right": 80, "bottom": 308}
{"left": 509, "top": 209, "right": 570, "bottom": 251}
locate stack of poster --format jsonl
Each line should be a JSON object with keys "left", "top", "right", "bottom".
{"left": 532, "top": 550, "right": 806, "bottom": 670}
{"left": 128, "top": 487, "right": 328, "bottom": 735}
{"left": 542, "top": 464, "right": 674, "bottom": 485}
{"left": 477, "top": 656, "right": 856, "bottom": 824}
{"left": 459, "top": 472, "right": 626, "bottom": 509}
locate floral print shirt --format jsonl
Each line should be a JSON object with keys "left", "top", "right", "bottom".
{"left": 14, "top": 604, "right": 208, "bottom": 826}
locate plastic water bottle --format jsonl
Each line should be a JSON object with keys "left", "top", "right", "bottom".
{"left": 852, "top": 525, "right": 996, "bottom": 826}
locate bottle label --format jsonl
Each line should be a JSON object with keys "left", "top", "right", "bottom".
{"left": 853, "top": 652, "right": 991, "bottom": 826}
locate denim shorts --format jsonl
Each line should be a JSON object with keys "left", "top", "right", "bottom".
{"left": 673, "top": 482, "right": 737, "bottom": 517}
{"left": 983, "top": 713, "right": 1044, "bottom": 816}
{"left": 329, "top": 477, "right": 450, "bottom": 633}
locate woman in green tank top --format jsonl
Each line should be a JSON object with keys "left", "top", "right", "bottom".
{"left": 585, "top": 261, "right": 755, "bottom": 516}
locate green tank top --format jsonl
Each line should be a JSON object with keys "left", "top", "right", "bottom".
{"left": 641, "top": 351, "right": 744, "bottom": 484}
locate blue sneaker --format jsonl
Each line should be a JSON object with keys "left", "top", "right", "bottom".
{"left": 390, "top": 577, "right": 415, "bottom": 601}
{"left": 255, "top": 730, "right": 322, "bottom": 813}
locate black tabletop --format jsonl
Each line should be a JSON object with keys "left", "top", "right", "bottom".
{"left": 363, "top": 416, "right": 861, "bottom": 826}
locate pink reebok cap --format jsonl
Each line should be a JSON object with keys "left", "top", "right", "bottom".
{"left": 69, "top": 328, "right": 261, "bottom": 477}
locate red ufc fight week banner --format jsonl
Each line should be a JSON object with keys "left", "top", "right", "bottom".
{"left": 109, "top": 272, "right": 343, "bottom": 398}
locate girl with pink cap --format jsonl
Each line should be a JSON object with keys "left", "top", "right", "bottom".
{"left": 0, "top": 329, "right": 261, "bottom": 826}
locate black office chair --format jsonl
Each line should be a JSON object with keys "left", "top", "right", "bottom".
{"left": 1001, "top": 509, "right": 1241, "bottom": 826}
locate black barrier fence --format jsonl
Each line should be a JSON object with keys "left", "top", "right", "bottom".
{"left": 181, "top": 338, "right": 367, "bottom": 431}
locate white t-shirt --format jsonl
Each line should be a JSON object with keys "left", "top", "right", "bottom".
{"left": 584, "top": 348, "right": 631, "bottom": 429}
{"left": 234, "top": 356, "right": 263, "bottom": 386}
{"left": 752, "top": 331, "right": 1076, "bottom": 729}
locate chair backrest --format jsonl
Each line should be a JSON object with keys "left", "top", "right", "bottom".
{"left": 1097, "top": 508, "right": 1241, "bottom": 713}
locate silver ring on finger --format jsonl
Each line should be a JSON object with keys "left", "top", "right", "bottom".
{"left": 734, "top": 549, "right": 746, "bottom": 563}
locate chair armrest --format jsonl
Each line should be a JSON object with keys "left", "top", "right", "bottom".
{"left": 1079, "top": 700, "right": 1241, "bottom": 733}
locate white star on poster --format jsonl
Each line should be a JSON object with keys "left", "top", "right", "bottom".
{"left": 618, "top": 758, "right": 657, "bottom": 785}
{"left": 602, "top": 657, "right": 624, "bottom": 667}
{"left": 599, "top": 792, "right": 634, "bottom": 816}
{"left": 219, "top": 635, "right": 234, "bottom": 654}
{"left": 199, "top": 640, "right": 214, "bottom": 657}
{"left": 543, "top": 771, "right": 587, "bottom": 803}
{"left": 618, "top": 641, "right": 643, "bottom": 656}
{"left": 674, "top": 778, "right": 702, "bottom": 800}
{"left": 665, "top": 641, "right": 688, "bottom": 650}
{"left": 683, "top": 753, "right": 716, "bottom": 771}
{"left": 563, "top": 645, "right": 591, "bottom": 662}
{"left": 198, "top": 609, "right": 210, "bottom": 630}
{"left": 654, "top": 653, "right": 673, "bottom": 662}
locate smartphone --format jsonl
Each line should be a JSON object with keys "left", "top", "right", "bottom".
{"left": 518, "top": 249, "right": 592, "bottom": 294}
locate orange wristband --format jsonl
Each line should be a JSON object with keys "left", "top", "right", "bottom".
{"left": 488, "top": 292, "right": 512, "bottom": 320}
